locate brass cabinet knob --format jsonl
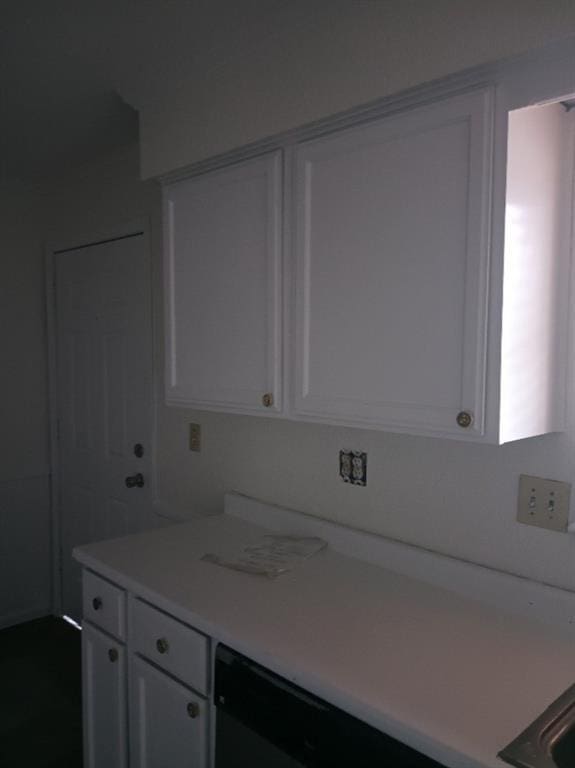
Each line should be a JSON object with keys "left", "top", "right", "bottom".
{"left": 92, "top": 597, "right": 103, "bottom": 611}
{"left": 187, "top": 702, "right": 200, "bottom": 719}
{"left": 262, "top": 393, "right": 273, "bottom": 408}
{"left": 156, "top": 637, "right": 169, "bottom": 654}
{"left": 108, "top": 648, "right": 118, "bottom": 663}
{"left": 456, "top": 411, "right": 473, "bottom": 428}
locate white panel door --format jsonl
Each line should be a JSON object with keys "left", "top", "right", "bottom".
{"left": 292, "top": 88, "right": 493, "bottom": 438}
{"left": 130, "top": 655, "right": 207, "bottom": 768}
{"left": 164, "top": 151, "right": 282, "bottom": 414}
{"left": 55, "top": 233, "right": 153, "bottom": 620}
{"left": 82, "top": 622, "right": 127, "bottom": 768}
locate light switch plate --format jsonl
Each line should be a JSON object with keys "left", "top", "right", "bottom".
{"left": 189, "top": 423, "right": 201, "bottom": 452}
{"left": 517, "top": 474, "right": 571, "bottom": 532}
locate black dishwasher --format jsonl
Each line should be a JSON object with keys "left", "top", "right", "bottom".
{"left": 214, "top": 644, "right": 446, "bottom": 768}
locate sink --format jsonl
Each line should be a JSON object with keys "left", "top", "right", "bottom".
{"left": 499, "top": 684, "right": 575, "bottom": 768}
{"left": 552, "top": 724, "right": 575, "bottom": 768}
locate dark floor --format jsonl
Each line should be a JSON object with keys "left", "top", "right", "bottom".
{"left": 0, "top": 617, "right": 82, "bottom": 768}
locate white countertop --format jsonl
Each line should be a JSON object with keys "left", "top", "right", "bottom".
{"left": 75, "top": 510, "right": 575, "bottom": 768}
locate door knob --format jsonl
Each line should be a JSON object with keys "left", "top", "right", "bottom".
{"left": 125, "top": 473, "right": 145, "bottom": 488}
{"left": 156, "top": 637, "right": 169, "bottom": 654}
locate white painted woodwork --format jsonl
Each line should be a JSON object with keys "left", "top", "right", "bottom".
{"left": 81, "top": 578, "right": 210, "bottom": 767}
{"left": 75, "top": 501, "right": 575, "bottom": 768}
{"left": 292, "top": 88, "right": 493, "bottom": 438}
{"left": 132, "top": 598, "right": 209, "bottom": 693}
{"left": 83, "top": 569, "right": 126, "bottom": 640}
{"left": 130, "top": 655, "right": 208, "bottom": 768}
{"left": 162, "top": 78, "right": 573, "bottom": 443}
{"left": 55, "top": 233, "right": 153, "bottom": 620}
{"left": 82, "top": 622, "right": 127, "bottom": 768}
{"left": 499, "top": 102, "right": 572, "bottom": 442}
{"left": 164, "top": 152, "right": 282, "bottom": 414}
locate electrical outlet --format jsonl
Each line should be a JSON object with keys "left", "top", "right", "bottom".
{"left": 517, "top": 474, "right": 571, "bottom": 532}
{"left": 189, "top": 423, "right": 201, "bottom": 452}
{"left": 339, "top": 450, "right": 367, "bottom": 486}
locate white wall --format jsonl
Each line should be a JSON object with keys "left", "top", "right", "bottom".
{"left": 135, "top": 0, "right": 575, "bottom": 177}
{"left": 6, "top": 4, "right": 575, "bottom": 629}
{"left": 0, "top": 183, "right": 52, "bottom": 627}
{"left": 39, "top": 145, "right": 160, "bottom": 247}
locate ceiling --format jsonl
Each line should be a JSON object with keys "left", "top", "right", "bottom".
{"left": 0, "top": 0, "right": 296, "bottom": 183}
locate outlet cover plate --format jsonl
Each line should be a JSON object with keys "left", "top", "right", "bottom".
{"left": 340, "top": 450, "right": 367, "bottom": 486}
{"left": 517, "top": 474, "right": 571, "bottom": 532}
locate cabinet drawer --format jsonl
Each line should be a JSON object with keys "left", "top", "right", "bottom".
{"left": 132, "top": 599, "right": 209, "bottom": 694}
{"left": 83, "top": 570, "right": 126, "bottom": 640}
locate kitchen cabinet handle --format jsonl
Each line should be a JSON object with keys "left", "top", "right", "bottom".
{"left": 187, "top": 702, "right": 200, "bottom": 719}
{"left": 156, "top": 637, "right": 169, "bottom": 654}
{"left": 92, "top": 596, "right": 103, "bottom": 611}
{"left": 456, "top": 410, "right": 473, "bottom": 428}
{"left": 108, "top": 648, "right": 118, "bottom": 663}
{"left": 262, "top": 393, "right": 273, "bottom": 408}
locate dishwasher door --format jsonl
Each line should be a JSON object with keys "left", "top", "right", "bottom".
{"left": 216, "top": 708, "right": 305, "bottom": 768}
{"left": 215, "top": 644, "right": 326, "bottom": 767}
{"left": 214, "top": 644, "right": 446, "bottom": 768}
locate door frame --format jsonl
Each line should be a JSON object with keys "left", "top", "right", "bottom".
{"left": 45, "top": 217, "right": 156, "bottom": 618}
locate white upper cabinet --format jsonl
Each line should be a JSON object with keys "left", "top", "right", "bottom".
{"left": 163, "top": 79, "right": 572, "bottom": 442}
{"left": 292, "top": 89, "right": 493, "bottom": 439}
{"left": 497, "top": 101, "right": 572, "bottom": 443}
{"left": 164, "top": 152, "right": 282, "bottom": 414}
{"left": 291, "top": 88, "right": 572, "bottom": 442}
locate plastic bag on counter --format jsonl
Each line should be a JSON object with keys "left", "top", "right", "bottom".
{"left": 202, "top": 534, "right": 327, "bottom": 578}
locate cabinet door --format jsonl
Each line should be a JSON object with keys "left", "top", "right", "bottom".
{"left": 164, "top": 152, "right": 282, "bottom": 415}
{"left": 82, "top": 622, "right": 127, "bottom": 768}
{"left": 130, "top": 656, "right": 207, "bottom": 768}
{"left": 293, "top": 89, "right": 493, "bottom": 438}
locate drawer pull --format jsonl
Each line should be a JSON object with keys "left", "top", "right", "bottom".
{"left": 92, "top": 596, "right": 103, "bottom": 611}
{"left": 108, "top": 648, "right": 118, "bottom": 663}
{"left": 156, "top": 637, "right": 170, "bottom": 654}
{"left": 187, "top": 702, "right": 200, "bottom": 719}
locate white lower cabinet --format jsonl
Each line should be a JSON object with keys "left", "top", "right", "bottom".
{"left": 82, "top": 622, "right": 128, "bottom": 768}
{"left": 81, "top": 569, "right": 210, "bottom": 768}
{"left": 130, "top": 656, "right": 207, "bottom": 768}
